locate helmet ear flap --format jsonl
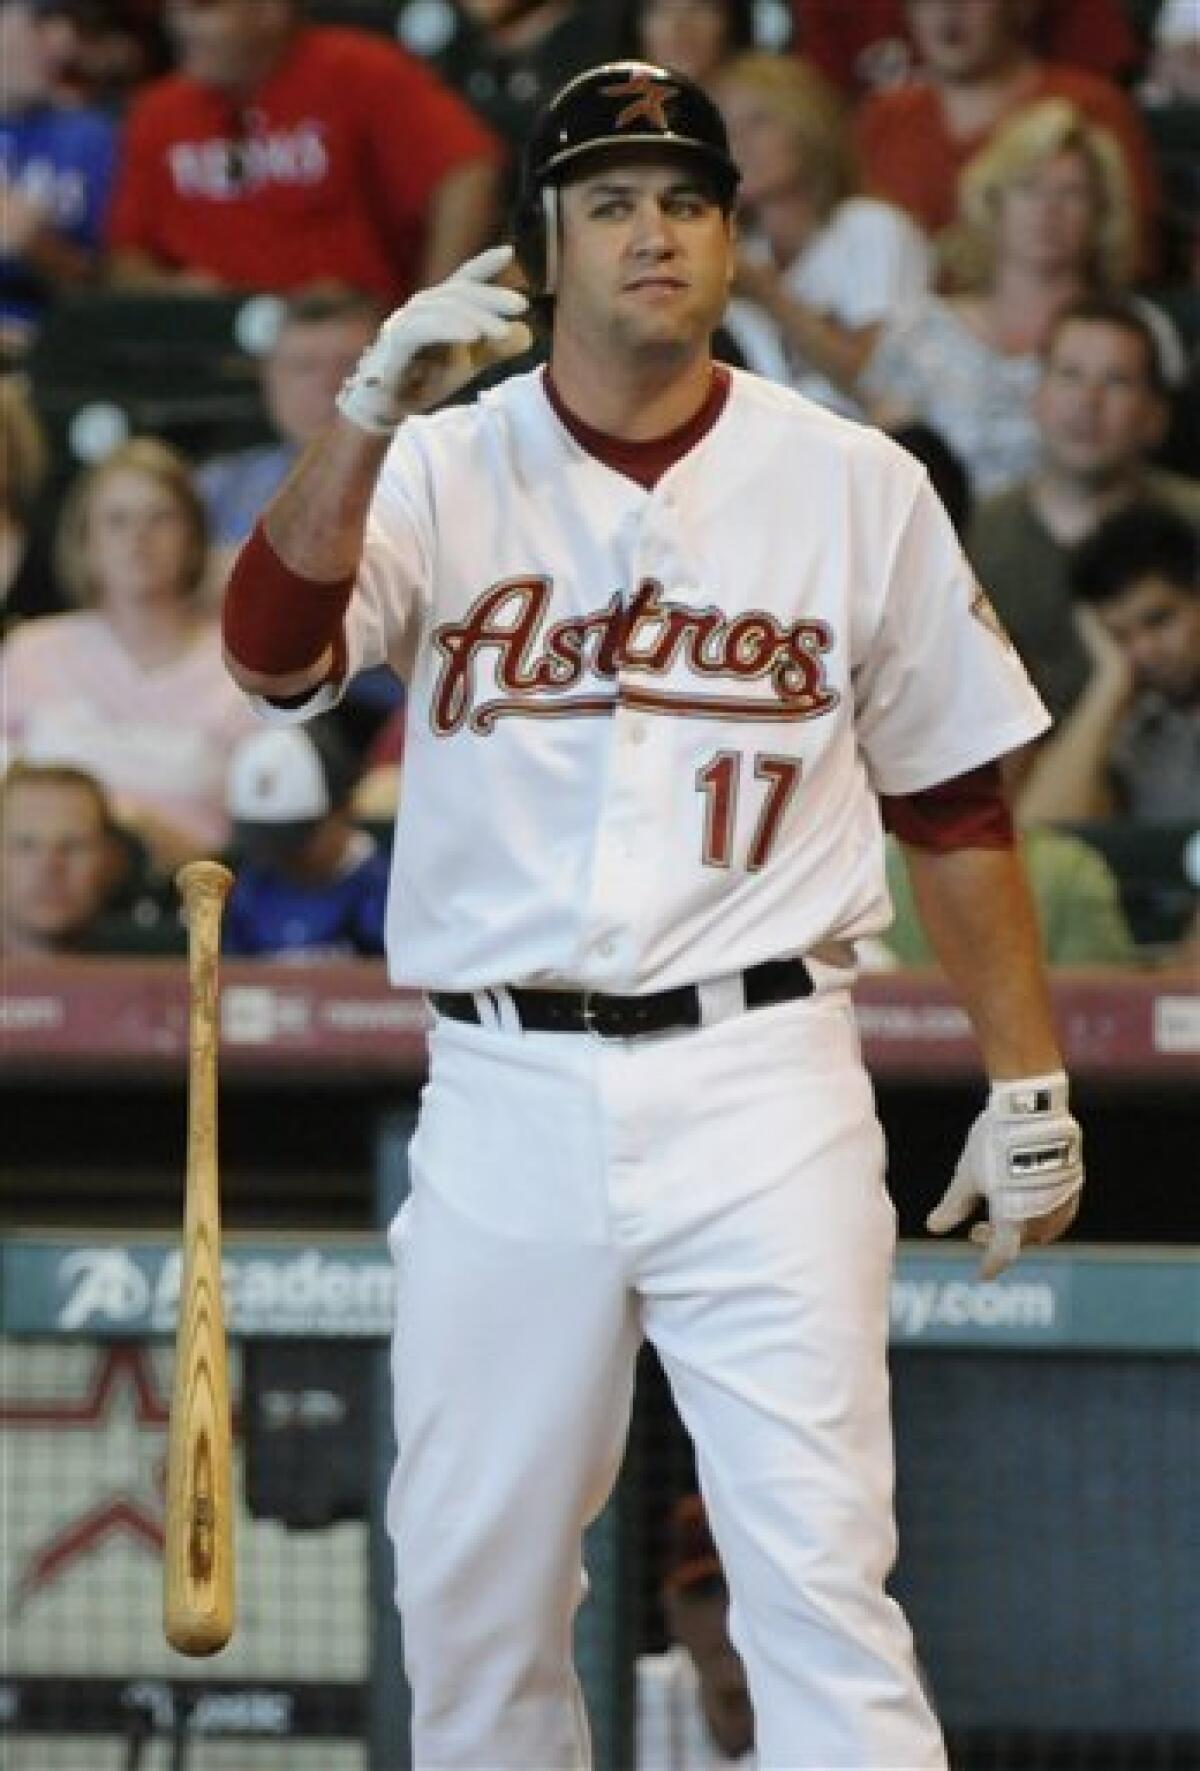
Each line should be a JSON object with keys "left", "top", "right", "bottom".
{"left": 512, "top": 185, "right": 559, "bottom": 298}
{"left": 540, "top": 187, "right": 559, "bottom": 297}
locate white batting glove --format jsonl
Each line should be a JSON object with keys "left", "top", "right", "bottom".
{"left": 926, "top": 1072, "right": 1084, "bottom": 1280}
{"left": 336, "top": 244, "right": 532, "bottom": 435}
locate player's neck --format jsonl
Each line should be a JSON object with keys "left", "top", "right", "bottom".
{"left": 548, "top": 342, "right": 716, "bottom": 442}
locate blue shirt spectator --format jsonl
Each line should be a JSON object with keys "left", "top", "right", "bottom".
{"left": 1, "top": 0, "right": 117, "bottom": 341}
{"left": 223, "top": 721, "right": 389, "bottom": 960}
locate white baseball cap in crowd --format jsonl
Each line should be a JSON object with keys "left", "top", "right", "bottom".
{"left": 227, "top": 725, "right": 359, "bottom": 868}
{"left": 227, "top": 726, "right": 331, "bottom": 827}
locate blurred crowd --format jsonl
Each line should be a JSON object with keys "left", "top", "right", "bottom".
{"left": 2, "top": 0, "right": 1197, "bottom": 967}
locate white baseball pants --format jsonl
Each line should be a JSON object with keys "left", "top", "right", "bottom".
{"left": 386, "top": 987, "right": 947, "bottom": 1769}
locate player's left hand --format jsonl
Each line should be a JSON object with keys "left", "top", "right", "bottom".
{"left": 926, "top": 1071, "right": 1084, "bottom": 1280}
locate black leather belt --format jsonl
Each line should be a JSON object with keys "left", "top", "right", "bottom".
{"left": 429, "top": 956, "right": 814, "bottom": 1039}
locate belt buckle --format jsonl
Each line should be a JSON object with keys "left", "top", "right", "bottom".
{"left": 580, "top": 991, "right": 617, "bottom": 1039}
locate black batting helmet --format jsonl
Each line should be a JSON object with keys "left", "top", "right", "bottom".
{"left": 513, "top": 60, "right": 741, "bottom": 294}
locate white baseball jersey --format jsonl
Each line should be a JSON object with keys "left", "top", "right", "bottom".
{"left": 258, "top": 367, "right": 1047, "bottom": 992}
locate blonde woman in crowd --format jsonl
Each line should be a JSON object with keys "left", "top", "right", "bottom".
{"left": 0, "top": 437, "right": 258, "bottom": 869}
{"left": 859, "top": 98, "right": 1181, "bottom": 498}
{"left": 0, "top": 376, "right": 65, "bottom": 637}
{"left": 716, "top": 52, "right": 931, "bottom": 413}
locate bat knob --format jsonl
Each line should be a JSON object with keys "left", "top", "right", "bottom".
{"left": 176, "top": 860, "right": 234, "bottom": 916}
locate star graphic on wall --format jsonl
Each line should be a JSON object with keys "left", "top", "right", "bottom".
{"left": 2, "top": 1345, "right": 175, "bottom": 1607}
{"left": 601, "top": 72, "right": 678, "bottom": 132}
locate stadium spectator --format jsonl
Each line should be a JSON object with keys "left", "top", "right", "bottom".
{"left": 0, "top": 374, "right": 66, "bottom": 635}
{"left": 106, "top": 0, "right": 504, "bottom": 304}
{"left": 0, "top": 436, "right": 258, "bottom": 868}
{"left": 968, "top": 296, "right": 1200, "bottom": 721}
{"left": 793, "top": 0, "right": 1141, "bottom": 100}
{"left": 879, "top": 826, "right": 1137, "bottom": 967}
{"left": 197, "top": 289, "right": 383, "bottom": 561}
{"left": 616, "top": 0, "right": 755, "bottom": 90}
{"left": 0, "top": 0, "right": 118, "bottom": 350}
{"left": 44, "top": 0, "right": 171, "bottom": 111}
{"left": 854, "top": 0, "right": 1160, "bottom": 277}
{"left": 1141, "top": 0, "right": 1200, "bottom": 107}
{"left": 714, "top": 52, "right": 930, "bottom": 414}
{"left": 635, "top": 1492, "right": 755, "bottom": 1768}
{"left": 427, "top": 1, "right": 613, "bottom": 182}
{"left": 223, "top": 721, "right": 388, "bottom": 959}
{"left": 0, "top": 758, "right": 183, "bottom": 955}
{"left": 859, "top": 99, "right": 1171, "bottom": 498}
{"left": 1018, "top": 504, "right": 1200, "bottom": 824}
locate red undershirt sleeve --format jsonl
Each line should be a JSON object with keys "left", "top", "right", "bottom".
{"left": 222, "top": 522, "right": 354, "bottom": 685}
{"left": 881, "top": 762, "right": 1014, "bottom": 851}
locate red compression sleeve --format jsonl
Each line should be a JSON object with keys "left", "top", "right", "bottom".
{"left": 222, "top": 522, "right": 354, "bottom": 677}
{"left": 882, "top": 763, "right": 1014, "bottom": 851}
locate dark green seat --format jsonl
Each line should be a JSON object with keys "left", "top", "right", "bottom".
{"left": 25, "top": 290, "right": 273, "bottom": 470}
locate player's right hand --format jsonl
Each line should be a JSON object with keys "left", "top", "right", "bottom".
{"left": 336, "top": 245, "right": 533, "bottom": 435}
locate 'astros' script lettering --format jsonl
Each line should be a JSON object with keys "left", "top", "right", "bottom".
{"left": 431, "top": 578, "right": 839, "bottom": 735}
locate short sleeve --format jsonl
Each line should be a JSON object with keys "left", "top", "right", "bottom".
{"left": 853, "top": 468, "right": 1050, "bottom": 795}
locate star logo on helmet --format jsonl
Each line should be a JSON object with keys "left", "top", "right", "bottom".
{"left": 601, "top": 72, "right": 678, "bottom": 132}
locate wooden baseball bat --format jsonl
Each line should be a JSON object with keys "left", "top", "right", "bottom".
{"left": 164, "top": 859, "right": 235, "bottom": 1656}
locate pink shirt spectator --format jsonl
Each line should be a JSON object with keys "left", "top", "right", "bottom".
{"left": 1, "top": 610, "right": 259, "bottom": 854}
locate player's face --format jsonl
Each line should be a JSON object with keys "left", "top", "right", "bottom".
{"left": 266, "top": 314, "right": 380, "bottom": 447}
{"left": 555, "top": 159, "right": 735, "bottom": 367}
{"left": 0, "top": 784, "right": 118, "bottom": 950}
{"left": 905, "top": 0, "right": 1022, "bottom": 81}
{"left": 85, "top": 469, "right": 198, "bottom": 610}
{"left": 638, "top": 0, "right": 733, "bottom": 87}
{"left": 1035, "top": 322, "right": 1165, "bottom": 483}
{"left": 1099, "top": 576, "right": 1200, "bottom": 706}
{"left": 994, "top": 149, "right": 1097, "bottom": 276}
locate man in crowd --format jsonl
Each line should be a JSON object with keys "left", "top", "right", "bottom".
{"left": 1018, "top": 503, "right": 1200, "bottom": 824}
{"left": 968, "top": 295, "right": 1200, "bottom": 721}
{"left": 198, "top": 289, "right": 384, "bottom": 558}
{"left": 106, "top": 0, "right": 504, "bottom": 304}
{"left": 0, "top": 760, "right": 182, "bottom": 955}
{"left": 855, "top": 0, "right": 1160, "bottom": 273}
{"left": 795, "top": 0, "right": 1139, "bottom": 99}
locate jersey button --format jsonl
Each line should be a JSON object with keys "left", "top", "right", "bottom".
{"left": 597, "top": 936, "right": 617, "bottom": 958}
{"left": 629, "top": 722, "right": 647, "bottom": 746}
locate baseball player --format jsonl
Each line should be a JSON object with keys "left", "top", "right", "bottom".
{"left": 222, "top": 61, "right": 1085, "bottom": 1769}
